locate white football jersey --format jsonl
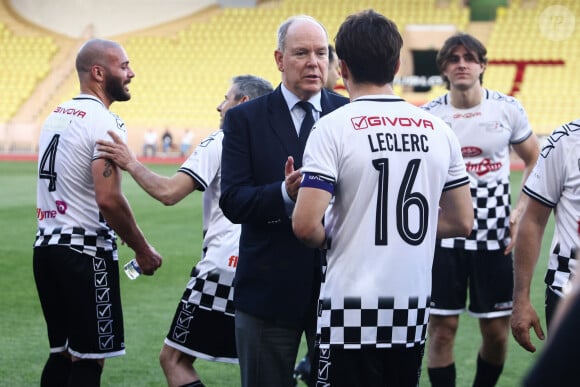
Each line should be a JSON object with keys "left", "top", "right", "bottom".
{"left": 35, "top": 95, "right": 127, "bottom": 259}
{"left": 523, "top": 120, "right": 580, "bottom": 296}
{"left": 301, "top": 95, "right": 469, "bottom": 348}
{"left": 177, "top": 130, "right": 239, "bottom": 314}
{"left": 422, "top": 89, "right": 533, "bottom": 250}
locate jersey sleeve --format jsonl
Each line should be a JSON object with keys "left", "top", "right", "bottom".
{"left": 178, "top": 130, "right": 222, "bottom": 191}
{"left": 523, "top": 130, "right": 566, "bottom": 208}
{"left": 441, "top": 121, "right": 470, "bottom": 191}
{"left": 92, "top": 112, "right": 128, "bottom": 160}
{"left": 301, "top": 121, "right": 338, "bottom": 188}
{"left": 508, "top": 97, "right": 533, "bottom": 144}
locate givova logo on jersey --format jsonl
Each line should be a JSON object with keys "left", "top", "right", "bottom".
{"left": 350, "top": 116, "right": 434, "bottom": 130}
{"left": 37, "top": 200, "right": 68, "bottom": 220}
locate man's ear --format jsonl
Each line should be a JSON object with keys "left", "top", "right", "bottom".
{"left": 91, "top": 65, "right": 104, "bottom": 81}
{"left": 274, "top": 49, "right": 284, "bottom": 72}
{"left": 338, "top": 60, "right": 349, "bottom": 81}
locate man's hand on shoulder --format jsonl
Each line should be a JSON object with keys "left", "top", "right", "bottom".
{"left": 96, "top": 130, "right": 139, "bottom": 172}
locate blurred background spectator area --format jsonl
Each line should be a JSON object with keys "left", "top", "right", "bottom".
{"left": 0, "top": 0, "right": 577, "bottom": 154}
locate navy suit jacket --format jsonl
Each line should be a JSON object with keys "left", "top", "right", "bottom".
{"left": 220, "top": 85, "right": 349, "bottom": 326}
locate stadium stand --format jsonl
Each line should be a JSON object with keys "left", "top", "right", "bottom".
{"left": 0, "top": 9, "right": 60, "bottom": 152}
{"left": 0, "top": 0, "right": 577, "bottom": 152}
{"left": 486, "top": 0, "right": 579, "bottom": 134}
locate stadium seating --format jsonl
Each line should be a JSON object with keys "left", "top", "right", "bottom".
{"left": 0, "top": 0, "right": 577, "bottom": 150}
{"left": 109, "top": 0, "right": 470, "bottom": 137}
{"left": 486, "top": 0, "right": 579, "bottom": 134}
{"left": 0, "top": 22, "right": 57, "bottom": 123}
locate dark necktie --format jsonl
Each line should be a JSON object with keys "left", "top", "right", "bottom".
{"left": 296, "top": 101, "right": 315, "bottom": 147}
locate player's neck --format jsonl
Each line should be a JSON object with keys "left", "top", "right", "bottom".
{"left": 347, "top": 83, "right": 394, "bottom": 100}
{"left": 80, "top": 84, "right": 112, "bottom": 109}
{"left": 449, "top": 85, "right": 483, "bottom": 109}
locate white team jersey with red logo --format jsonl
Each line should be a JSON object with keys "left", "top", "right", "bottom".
{"left": 35, "top": 95, "right": 127, "bottom": 259}
{"left": 523, "top": 120, "right": 580, "bottom": 296}
{"left": 177, "top": 130, "right": 239, "bottom": 314}
{"left": 422, "top": 89, "right": 533, "bottom": 250}
{"left": 301, "top": 95, "right": 469, "bottom": 348}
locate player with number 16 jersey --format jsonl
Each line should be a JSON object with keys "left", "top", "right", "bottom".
{"left": 293, "top": 12, "right": 473, "bottom": 385}
{"left": 301, "top": 95, "right": 470, "bottom": 349}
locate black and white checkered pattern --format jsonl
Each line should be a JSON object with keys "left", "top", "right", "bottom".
{"left": 34, "top": 226, "right": 117, "bottom": 258}
{"left": 183, "top": 266, "right": 235, "bottom": 316}
{"left": 317, "top": 296, "right": 430, "bottom": 349}
{"left": 545, "top": 244, "right": 577, "bottom": 297}
{"left": 441, "top": 179, "right": 511, "bottom": 251}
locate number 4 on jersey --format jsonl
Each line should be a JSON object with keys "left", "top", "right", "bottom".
{"left": 39, "top": 134, "right": 60, "bottom": 192}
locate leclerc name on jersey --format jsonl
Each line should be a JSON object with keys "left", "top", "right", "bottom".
{"left": 368, "top": 132, "right": 429, "bottom": 153}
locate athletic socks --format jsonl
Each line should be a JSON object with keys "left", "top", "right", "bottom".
{"left": 41, "top": 353, "right": 71, "bottom": 387}
{"left": 68, "top": 359, "right": 102, "bottom": 387}
{"left": 427, "top": 356, "right": 503, "bottom": 387}
{"left": 41, "top": 354, "right": 205, "bottom": 387}
{"left": 179, "top": 381, "right": 205, "bottom": 387}
{"left": 473, "top": 354, "right": 503, "bottom": 387}
{"left": 428, "top": 363, "right": 456, "bottom": 387}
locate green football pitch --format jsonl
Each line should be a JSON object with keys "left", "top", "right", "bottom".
{"left": 0, "top": 161, "right": 552, "bottom": 386}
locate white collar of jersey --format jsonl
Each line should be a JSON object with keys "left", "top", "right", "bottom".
{"left": 73, "top": 94, "right": 106, "bottom": 108}
{"left": 352, "top": 94, "right": 403, "bottom": 102}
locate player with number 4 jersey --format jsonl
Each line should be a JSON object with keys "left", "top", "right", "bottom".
{"left": 33, "top": 38, "right": 162, "bottom": 387}
{"left": 36, "top": 95, "right": 127, "bottom": 254}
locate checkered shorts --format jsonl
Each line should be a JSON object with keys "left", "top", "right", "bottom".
{"left": 545, "top": 243, "right": 577, "bottom": 295}
{"left": 183, "top": 266, "right": 235, "bottom": 316}
{"left": 317, "top": 296, "right": 430, "bottom": 349}
{"left": 34, "top": 227, "right": 117, "bottom": 259}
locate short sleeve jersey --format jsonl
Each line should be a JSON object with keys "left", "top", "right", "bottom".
{"left": 301, "top": 95, "right": 469, "bottom": 349}
{"left": 523, "top": 120, "right": 580, "bottom": 296}
{"left": 34, "top": 95, "right": 127, "bottom": 259}
{"left": 422, "top": 89, "right": 533, "bottom": 251}
{"left": 177, "top": 130, "right": 240, "bottom": 315}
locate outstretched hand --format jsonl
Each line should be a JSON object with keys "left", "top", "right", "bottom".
{"left": 96, "top": 130, "right": 138, "bottom": 171}
{"left": 511, "top": 301, "right": 545, "bottom": 352}
{"left": 285, "top": 156, "right": 302, "bottom": 201}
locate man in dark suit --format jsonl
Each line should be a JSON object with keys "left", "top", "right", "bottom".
{"left": 220, "top": 15, "right": 349, "bottom": 387}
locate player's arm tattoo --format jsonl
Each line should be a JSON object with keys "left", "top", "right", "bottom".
{"left": 103, "top": 159, "right": 113, "bottom": 178}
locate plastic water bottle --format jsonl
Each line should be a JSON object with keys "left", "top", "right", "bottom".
{"left": 123, "top": 258, "right": 141, "bottom": 280}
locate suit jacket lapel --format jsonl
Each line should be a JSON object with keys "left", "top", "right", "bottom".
{"left": 267, "top": 87, "right": 302, "bottom": 163}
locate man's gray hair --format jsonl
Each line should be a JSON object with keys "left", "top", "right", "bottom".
{"left": 277, "top": 15, "right": 328, "bottom": 52}
{"left": 232, "top": 75, "right": 273, "bottom": 100}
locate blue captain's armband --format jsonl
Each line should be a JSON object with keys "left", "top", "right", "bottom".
{"left": 300, "top": 172, "right": 335, "bottom": 195}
